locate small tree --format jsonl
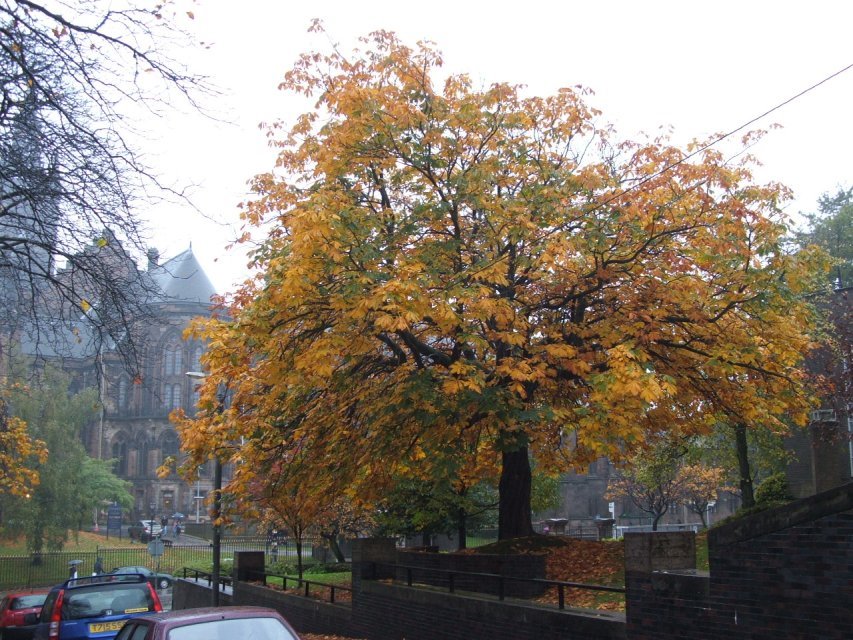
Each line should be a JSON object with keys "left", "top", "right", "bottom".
{"left": 6, "top": 365, "right": 130, "bottom": 551}
{"left": 680, "top": 464, "right": 726, "bottom": 528}
{"left": 606, "top": 440, "right": 688, "bottom": 531}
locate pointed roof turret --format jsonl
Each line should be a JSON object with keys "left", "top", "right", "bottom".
{"left": 149, "top": 246, "right": 217, "bottom": 304}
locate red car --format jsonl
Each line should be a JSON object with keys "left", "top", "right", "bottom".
{"left": 114, "top": 606, "right": 299, "bottom": 640}
{"left": 0, "top": 590, "right": 49, "bottom": 640}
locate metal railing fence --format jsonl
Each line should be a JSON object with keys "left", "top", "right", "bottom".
{"left": 244, "top": 569, "right": 352, "bottom": 604}
{"left": 369, "top": 561, "right": 625, "bottom": 610}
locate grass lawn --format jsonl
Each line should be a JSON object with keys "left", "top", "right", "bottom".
{"left": 0, "top": 531, "right": 108, "bottom": 555}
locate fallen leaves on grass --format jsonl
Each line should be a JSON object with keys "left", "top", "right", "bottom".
{"left": 537, "top": 537, "right": 625, "bottom": 611}
{"left": 470, "top": 535, "right": 625, "bottom": 611}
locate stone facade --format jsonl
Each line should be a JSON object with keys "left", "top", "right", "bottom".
{"left": 786, "top": 286, "right": 852, "bottom": 498}
{"left": 48, "top": 244, "right": 220, "bottom": 525}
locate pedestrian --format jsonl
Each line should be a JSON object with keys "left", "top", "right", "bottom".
{"left": 175, "top": 523, "right": 181, "bottom": 538}
{"left": 93, "top": 557, "right": 104, "bottom": 575}
{"left": 69, "top": 565, "right": 78, "bottom": 580}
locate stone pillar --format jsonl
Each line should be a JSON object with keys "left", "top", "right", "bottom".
{"left": 595, "top": 518, "right": 615, "bottom": 539}
{"left": 351, "top": 538, "right": 397, "bottom": 594}
{"left": 233, "top": 550, "right": 265, "bottom": 583}
{"left": 546, "top": 518, "right": 568, "bottom": 534}
{"left": 624, "top": 531, "right": 695, "bottom": 574}
{"left": 624, "top": 531, "right": 698, "bottom": 639}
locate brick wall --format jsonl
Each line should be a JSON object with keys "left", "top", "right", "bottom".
{"left": 350, "top": 538, "right": 625, "bottom": 640}
{"left": 705, "top": 483, "right": 853, "bottom": 640}
{"left": 352, "top": 579, "right": 625, "bottom": 640}
{"left": 234, "top": 581, "right": 353, "bottom": 637}
{"left": 627, "top": 482, "right": 853, "bottom": 640}
{"left": 395, "top": 548, "right": 547, "bottom": 597}
{"left": 172, "top": 578, "right": 233, "bottom": 609}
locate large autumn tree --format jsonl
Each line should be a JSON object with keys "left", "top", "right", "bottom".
{"left": 177, "top": 32, "right": 827, "bottom": 539}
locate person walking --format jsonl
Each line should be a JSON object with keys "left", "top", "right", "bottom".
{"left": 93, "top": 557, "right": 104, "bottom": 575}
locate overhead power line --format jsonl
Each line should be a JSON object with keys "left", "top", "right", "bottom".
{"left": 599, "top": 60, "right": 853, "bottom": 208}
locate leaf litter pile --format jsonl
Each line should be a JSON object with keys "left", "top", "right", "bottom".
{"left": 467, "top": 535, "right": 625, "bottom": 611}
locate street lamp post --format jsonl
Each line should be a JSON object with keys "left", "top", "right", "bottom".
{"left": 186, "top": 371, "right": 225, "bottom": 607}
{"left": 194, "top": 470, "right": 202, "bottom": 524}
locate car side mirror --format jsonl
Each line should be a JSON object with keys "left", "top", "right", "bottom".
{"left": 24, "top": 612, "right": 40, "bottom": 624}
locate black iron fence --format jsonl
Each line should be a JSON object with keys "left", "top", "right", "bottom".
{"left": 369, "top": 561, "right": 625, "bottom": 610}
{"left": 180, "top": 567, "right": 232, "bottom": 594}
{"left": 244, "top": 569, "right": 352, "bottom": 604}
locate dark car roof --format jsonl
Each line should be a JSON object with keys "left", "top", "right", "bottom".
{"left": 53, "top": 573, "right": 148, "bottom": 590}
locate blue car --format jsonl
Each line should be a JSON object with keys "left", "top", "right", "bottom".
{"left": 32, "top": 574, "right": 162, "bottom": 640}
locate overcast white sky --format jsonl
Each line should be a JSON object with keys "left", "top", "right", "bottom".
{"left": 140, "top": 0, "right": 853, "bottom": 293}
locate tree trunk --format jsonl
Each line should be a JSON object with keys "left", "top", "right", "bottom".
{"left": 498, "top": 446, "right": 534, "bottom": 539}
{"left": 734, "top": 422, "right": 754, "bottom": 508}
{"left": 456, "top": 506, "right": 467, "bottom": 551}
{"left": 295, "top": 537, "right": 304, "bottom": 578}
{"left": 325, "top": 534, "right": 346, "bottom": 563}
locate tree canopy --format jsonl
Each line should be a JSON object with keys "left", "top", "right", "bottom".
{"left": 176, "top": 31, "right": 828, "bottom": 538}
{"left": 1, "top": 365, "right": 131, "bottom": 551}
{"left": 796, "top": 187, "right": 852, "bottom": 289}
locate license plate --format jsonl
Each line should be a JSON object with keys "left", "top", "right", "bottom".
{"left": 89, "top": 621, "right": 126, "bottom": 633}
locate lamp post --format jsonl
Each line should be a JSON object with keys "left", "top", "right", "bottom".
{"left": 186, "top": 371, "right": 225, "bottom": 607}
{"left": 194, "top": 469, "right": 202, "bottom": 524}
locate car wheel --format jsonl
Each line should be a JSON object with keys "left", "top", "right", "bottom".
{"left": 159, "top": 578, "right": 171, "bottom": 589}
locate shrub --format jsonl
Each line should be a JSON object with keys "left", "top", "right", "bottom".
{"left": 754, "top": 473, "right": 793, "bottom": 505}
{"left": 305, "top": 562, "right": 352, "bottom": 574}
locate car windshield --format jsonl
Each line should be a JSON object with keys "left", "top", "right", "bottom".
{"left": 62, "top": 585, "right": 154, "bottom": 620}
{"left": 11, "top": 594, "right": 46, "bottom": 609}
{"left": 168, "top": 617, "right": 297, "bottom": 640}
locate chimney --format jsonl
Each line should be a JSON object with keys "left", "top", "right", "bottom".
{"left": 147, "top": 247, "right": 159, "bottom": 270}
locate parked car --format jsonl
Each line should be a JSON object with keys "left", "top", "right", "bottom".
{"left": 140, "top": 521, "right": 163, "bottom": 540}
{"left": 108, "top": 567, "right": 173, "bottom": 590}
{"left": 0, "top": 590, "right": 49, "bottom": 640}
{"left": 115, "top": 607, "right": 299, "bottom": 640}
{"left": 128, "top": 521, "right": 162, "bottom": 543}
{"left": 32, "top": 574, "right": 162, "bottom": 640}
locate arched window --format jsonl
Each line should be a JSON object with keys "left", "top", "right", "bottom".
{"left": 190, "top": 383, "right": 201, "bottom": 412}
{"left": 162, "top": 340, "right": 183, "bottom": 376}
{"left": 191, "top": 343, "right": 204, "bottom": 372}
{"left": 162, "top": 383, "right": 183, "bottom": 410}
{"left": 112, "top": 439, "right": 128, "bottom": 476}
{"left": 162, "top": 431, "right": 179, "bottom": 459}
{"left": 138, "top": 438, "right": 150, "bottom": 476}
{"left": 117, "top": 377, "right": 128, "bottom": 412}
